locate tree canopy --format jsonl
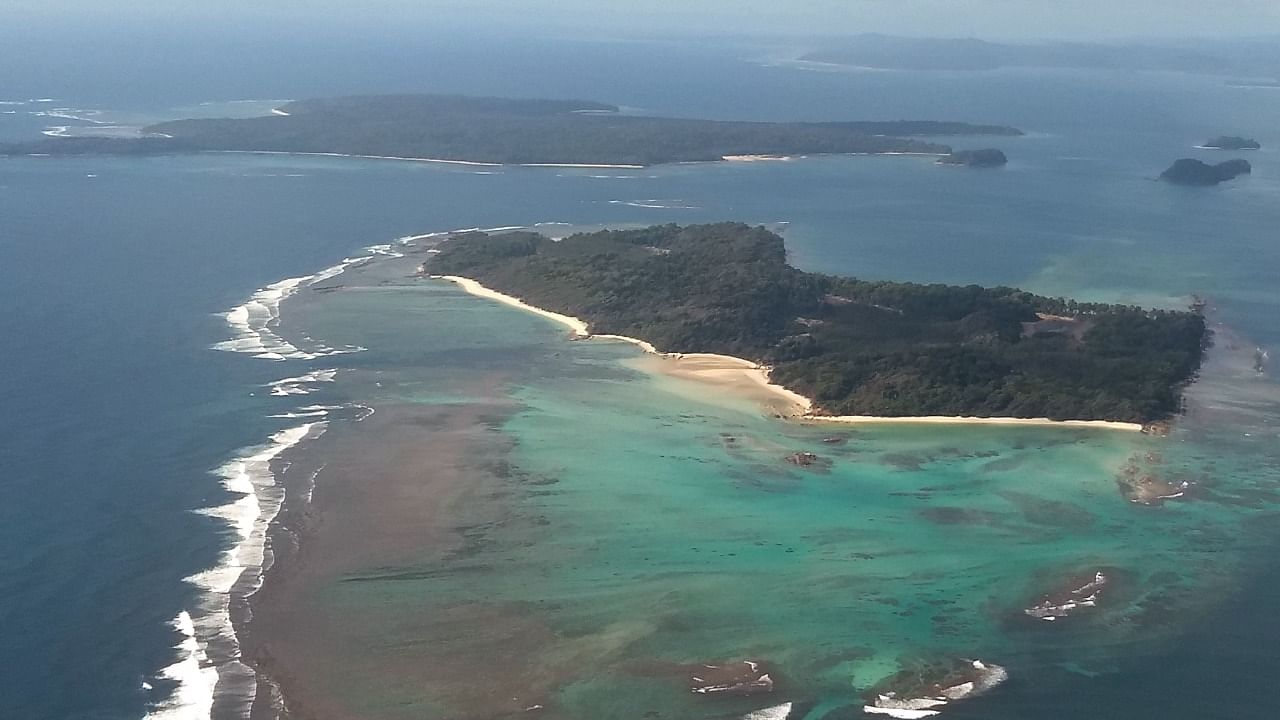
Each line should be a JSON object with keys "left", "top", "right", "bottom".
{"left": 427, "top": 223, "right": 1206, "bottom": 423}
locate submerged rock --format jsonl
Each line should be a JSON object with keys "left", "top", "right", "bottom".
{"left": 1024, "top": 570, "right": 1108, "bottom": 621}
{"left": 785, "top": 451, "right": 821, "bottom": 466}
{"left": 784, "top": 451, "right": 834, "bottom": 471}
{"left": 864, "top": 659, "right": 1007, "bottom": 718}
{"left": 690, "top": 660, "right": 776, "bottom": 696}
{"left": 1117, "top": 454, "right": 1191, "bottom": 505}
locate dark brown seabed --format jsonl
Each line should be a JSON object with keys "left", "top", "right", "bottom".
{"left": 240, "top": 376, "right": 576, "bottom": 720}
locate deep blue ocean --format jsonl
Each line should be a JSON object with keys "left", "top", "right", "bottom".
{"left": 2, "top": 32, "right": 1279, "bottom": 719}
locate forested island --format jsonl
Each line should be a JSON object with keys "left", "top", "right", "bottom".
{"left": 0, "top": 94, "right": 1022, "bottom": 166}
{"left": 800, "top": 35, "right": 1242, "bottom": 74}
{"left": 1201, "top": 136, "right": 1261, "bottom": 150}
{"left": 1160, "top": 158, "right": 1252, "bottom": 185}
{"left": 426, "top": 223, "right": 1206, "bottom": 423}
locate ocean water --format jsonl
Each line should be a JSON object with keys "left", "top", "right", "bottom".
{"left": 257, "top": 236, "right": 1280, "bottom": 720}
{"left": 2, "top": 35, "right": 1280, "bottom": 720}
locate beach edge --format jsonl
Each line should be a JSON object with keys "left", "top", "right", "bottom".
{"left": 430, "top": 274, "right": 1146, "bottom": 433}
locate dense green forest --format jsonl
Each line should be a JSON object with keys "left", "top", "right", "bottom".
{"left": 1, "top": 94, "right": 1022, "bottom": 165}
{"left": 427, "top": 223, "right": 1206, "bottom": 423}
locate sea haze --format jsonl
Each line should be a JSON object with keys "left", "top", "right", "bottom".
{"left": 1, "top": 33, "right": 1279, "bottom": 720}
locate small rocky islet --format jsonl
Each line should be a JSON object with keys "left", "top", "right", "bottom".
{"left": 1201, "top": 135, "right": 1261, "bottom": 150}
{"left": 1023, "top": 570, "right": 1110, "bottom": 622}
{"left": 1159, "top": 157, "right": 1252, "bottom": 185}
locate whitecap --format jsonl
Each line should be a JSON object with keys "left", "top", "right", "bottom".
{"left": 154, "top": 422, "right": 324, "bottom": 720}
{"left": 143, "top": 612, "right": 218, "bottom": 719}
{"left": 606, "top": 199, "right": 701, "bottom": 209}
{"left": 212, "top": 266, "right": 363, "bottom": 361}
{"left": 863, "top": 706, "right": 942, "bottom": 719}
{"left": 266, "top": 369, "right": 336, "bottom": 397}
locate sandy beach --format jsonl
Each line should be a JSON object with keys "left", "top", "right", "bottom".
{"left": 630, "top": 352, "right": 814, "bottom": 417}
{"left": 433, "top": 275, "right": 814, "bottom": 415}
{"left": 434, "top": 274, "right": 1147, "bottom": 432}
{"left": 518, "top": 162, "right": 646, "bottom": 169}
{"left": 434, "top": 275, "right": 589, "bottom": 336}
{"left": 722, "top": 154, "right": 795, "bottom": 162}
{"left": 214, "top": 150, "right": 505, "bottom": 167}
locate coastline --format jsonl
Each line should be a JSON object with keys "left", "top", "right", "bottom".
{"left": 203, "top": 149, "right": 944, "bottom": 170}
{"left": 432, "top": 273, "right": 1144, "bottom": 432}
{"left": 236, "top": 237, "right": 1227, "bottom": 720}
{"left": 211, "top": 150, "right": 644, "bottom": 169}
{"left": 803, "top": 415, "right": 1143, "bottom": 431}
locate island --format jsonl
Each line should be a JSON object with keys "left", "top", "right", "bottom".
{"left": 799, "top": 35, "right": 1237, "bottom": 74}
{"left": 937, "top": 148, "right": 1008, "bottom": 167}
{"left": 424, "top": 223, "right": 1207, "bottom": 424}
{"left": 1201, "top": 136, "right": 1261, "bottom": 150}
{"left": 1160, "top": 158, "right": 1252, "bottom": 185}
{"left": 0, "top": 93, "right": 1023, "bottom": 167}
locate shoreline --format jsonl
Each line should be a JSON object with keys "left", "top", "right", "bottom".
{"left": 211, "top": 150, "right": 644, "bottom": 169}
{"left": 802, "top": 415, "right": 1143, "bottom": 431}
{"left": 233, "top": 239, "right": 1211, "bottom": 718}
{"left": 202, "top": 149, "right": 945, "bottom": 170}
{"left": 432, "top": 273, "right": 1144, "bottom": 432}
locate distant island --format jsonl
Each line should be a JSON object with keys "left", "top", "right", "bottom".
{"left": 938, "top": 148, "right": 1008, "bottom": 167}
{"left": 425, "top": 223, "right": 1206, "bottom": 424}
{"left": 799, "top": 35, "right": 1240, "bottom": 74}
{"left": 1201, "top": 136, "right": 1261, "bottom": 150}
{"left": 1160, "top": 158, "right": 1252, "bottom": 186}
{"left": 1226, "top": 80, "right": 1280, "bottom": 89}
{"left": 0, "top": 94, "right": 1023, "bottom": 167}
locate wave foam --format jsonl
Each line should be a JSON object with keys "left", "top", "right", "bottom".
{"left": 149, "top": 422, "right": 323, "bottom": 720}
{"left": 212, "top": 268, "right": 362, "bottom": 361}
{"left": 215, "top": 224, "right": 535, "bottom": 362}
{"left": 31, "top": 107, "right": 108, "bottom": 124}
{"left": 864, "top": 660, "right": 1007, "bottom": 719}
{"left": 606, "top": 199, "right": 701, "bottom": 209}
{"left": 266, "top": 368, "right": 336, "bottom": 396}
{"left": 144, "top": 612, "right": 218, "bottom": 719}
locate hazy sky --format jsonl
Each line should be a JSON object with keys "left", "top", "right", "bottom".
{"left": 8, "top": 0, "right": 1280, "bottom": 39}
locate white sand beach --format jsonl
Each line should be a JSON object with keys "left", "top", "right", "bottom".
{"left": 518, "top": 163, "right": 646, "bottom": 169}
{"left": 214, "top": 150, "right": 504, "bottom": 167}
{"left": 433, "top": 274, "right": 1145, "bottom": 432}
{"left": 433, "top": 275, "right": 589, "bottom": 336}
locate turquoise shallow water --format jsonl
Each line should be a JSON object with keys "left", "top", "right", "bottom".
{"left": 271, "top": 253, "right": 1280, "bottom": 719}
{"left": 6, "top": 39, "right": 1280, "bottom": 719}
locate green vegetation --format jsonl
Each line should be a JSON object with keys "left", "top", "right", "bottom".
{"left": 1, "top": 94, "right": 1022, "bottom": 165}
{"left": 427, "top": 223, "right": 1206, "bottom": 423}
